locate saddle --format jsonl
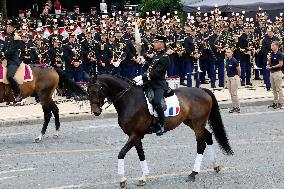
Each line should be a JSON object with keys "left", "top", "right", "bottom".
{"left": 0, "top": 60, "right": 33, "bottom": 84}
{"left": 145, "top": 87, "right": 180, "bottom": 117}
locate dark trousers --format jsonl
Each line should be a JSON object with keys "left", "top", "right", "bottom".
{"left": 254, "top": 54, "right": 263, "bottom": 80}
{"left": 210, "top": 60, "right": 225, "bottom": 88}
{"left": 174, "top": 57, "right": 184, "bottom": 83}
{"left": 200, "top": 59, "right": 209, "bottom": 83}
{"left": 7, "top": 64, "right": 21, "bottom": 95}
{"left": 66, "top": 67, "right": 83, "bottom": 82}
{"left": 240, "top": 57, "right": 251, "bottom": 84}
{"left": 153, "top": 88, "right": 165, "bottom": 125}
{"left": 122, "top": 64, "right": 136, "bottom": 79}
{"left": 185, "top": 61, "right": 194, "bottom": 87}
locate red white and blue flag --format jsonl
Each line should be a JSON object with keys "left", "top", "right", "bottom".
{"left": 168, "top": 107, "right": 180, "bottom": 116}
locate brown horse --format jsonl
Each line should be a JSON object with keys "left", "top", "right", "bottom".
{"left": 0, "top": 65, "right": 87, "bottom": 142}
{"left": 87, "top": 74, "right": 234, "bottom": 187}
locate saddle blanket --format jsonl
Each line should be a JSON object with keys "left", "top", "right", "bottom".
{"left": 145, "top": 94, "right": 180, "bottom": 117}
{"left": 0, "top": 61, "right": 33, "bottom": 84}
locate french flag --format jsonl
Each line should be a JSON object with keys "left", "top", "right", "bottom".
{"left": 168, "top": 107, "right": 180, "bottom": 116}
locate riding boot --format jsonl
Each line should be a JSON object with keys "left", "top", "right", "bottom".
{"left": 9, "top": 78, "right": 22, "bottom": 103}
{"left": 155, "top": 104, "right": 165, "bottom": 136}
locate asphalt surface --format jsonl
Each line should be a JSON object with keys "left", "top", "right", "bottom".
{"left": 0, "top": 105, "right": 284, "bottom": 189}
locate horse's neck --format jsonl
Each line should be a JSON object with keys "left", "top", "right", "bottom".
{"left": 100, "top": 76, "right": 129, "bottom": 98}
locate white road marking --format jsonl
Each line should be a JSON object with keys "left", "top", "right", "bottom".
{"left": 78, "top": 124, "right": 119, "bottom": 130}
{"left": 0, "top": 132, "right": 26, "bottom": 137}
{"left": 47, "top": 167, "right": 236, "bottom": 189}
{"left": 0, "top": 176, "right": 17, "bottom": 181}
{"left": 0, "top": 168, "right": 36, "bottom": 174}
{"left": 1, "top": 137, "right": 284, "bottom": 158}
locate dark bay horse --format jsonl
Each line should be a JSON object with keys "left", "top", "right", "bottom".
{"left": 87, "top": 74, "right": 234, "bottom": 187}
{"left": 0, "top": 64, "right": 87, "bottom": 142}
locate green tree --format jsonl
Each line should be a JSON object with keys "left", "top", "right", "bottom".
{"left": 138, "top": 0, "right": 183, "bottom": 17}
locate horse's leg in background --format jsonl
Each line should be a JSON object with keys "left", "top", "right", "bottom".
{"left": 204, "top": 128, "right": 222, "bottom": 172}
{"left": 34, "top": 99, "right": 52, "bottom": 143}
{"left": 135, "top": 139, "right": 149, "bottom": 186}
{"left": 50, "top": 100, "right": 60, "bottom": 138}
{"left": 186, "top": 119, "right": 207, "bottom": 182}
{"left": 118, "top": 134, "right": 139, "bottom": 188}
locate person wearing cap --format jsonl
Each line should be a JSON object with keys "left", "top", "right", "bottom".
{"left": 81, "top": 29, "right": 98, "bottom": 77}
{"left": 262, "top": 26, "right": 279, "bottom": 91}
{"left": 238, "top": 23, "right": 252, "bottom": 86}
{"left": 32, "top": 34, "right": 49, "bottom": 65}
{"left": 121, "top": 35, "right": 138, "bottom": 79}
{"left": 0, "top": 19, "right": 22, "bottom": 102}
{"left": 19, "top": 32, "right": 34, "bottom": 64}
{"left": 86, "top": 7, "right": 100, "bottom": 26}
{"left": 174, "top": 25, "right": 186, "bottom": 86}
{"left": 96, "top": 30, "right": 112, "bottom": 73}
{"left": 49, "top": 37, "right": 64, "bottom": 94}
{"left": 184, "top": 25, "right": 199, "bottom": 87}
{"left": 63, "top": 33, "right": 83, "bottom": 83}
{"left": 133, "top": 35, "right": 169, "bottom": 136}
{"left": 58, "top": 8, "right": 67, "bottom": 27}
{"left": 267, "top": 41, "right": 284, "bottom": 109}
{"left": 112, "top": 28, "right": 126, "bottom": 75}
{"left": 197, "top": 23, "right": 210, "bottom": 84}
{"left": 208, "top": 25, "right": 221, "bottom": 88}
{"left": 71, "top": 6, "right": 80, "bottom": 21}
{"left": 141, "top": 26, "right": 154, "bottom": 67}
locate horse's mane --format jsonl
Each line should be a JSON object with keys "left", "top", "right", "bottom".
{"left": 97, "top": 73, "right": 136, "bottom": 86}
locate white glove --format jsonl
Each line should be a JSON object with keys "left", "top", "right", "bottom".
{"left": 112, "top": 61, "right": 120, "bottom": 67}
{"left": 133, "top": 75, "right": 143, "bottom": 86}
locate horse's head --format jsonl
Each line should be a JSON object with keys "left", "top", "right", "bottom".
{"left": 87, "top": 77, "right": 106, "bottom": 116}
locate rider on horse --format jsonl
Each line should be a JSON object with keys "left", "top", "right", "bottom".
{"left": 133, "top": 35, "right": 169, "bottom": 136}
{"left": 0, "top": 19, "right": 22, "bottom": 102}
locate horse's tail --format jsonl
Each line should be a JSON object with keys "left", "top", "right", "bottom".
{"left": 203, "top": 88, "right": 234, "bottom": 155}
{"left": 55, "top": 68, "right": 88, "bottom": 100}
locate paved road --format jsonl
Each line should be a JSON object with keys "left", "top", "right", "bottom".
{"left": 0, "top": 106, "right": 284, "bottom": 189}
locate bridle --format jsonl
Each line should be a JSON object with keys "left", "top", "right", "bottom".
{"left": 88, "top": 80, "right": 134, "bottom": 110}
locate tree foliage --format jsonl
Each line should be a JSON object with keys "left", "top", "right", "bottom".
{"left": 138, "top": 0, "right": 183, "bottom": 17}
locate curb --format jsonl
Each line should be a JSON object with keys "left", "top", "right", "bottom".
{"left": 0, "top": 99, "right": 273, "bottom": 127}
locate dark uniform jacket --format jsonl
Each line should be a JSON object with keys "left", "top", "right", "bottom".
{"left": 238, "top": 33, "right": 250, "bottom": 59}
{"left": 184, "top": 35, "right": 195, "bottom": 63}
{"left": 142, "top": 50, "right": 169, "bottom": 90}
{"left": 63, "top": 42, "right": 83, "bottom": 72}
{"left": 19, "top": 40, "right": 35, "bottom": 64}
{"left": 1, "top": 32, "right": 21, "bottom": 66}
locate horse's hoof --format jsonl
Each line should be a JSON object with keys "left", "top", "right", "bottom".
{"left": 53, "top": 134, "right": 59, "bottom": 139}
{"left": 34, "top": 138, "right": 42, "bottom": 143}
{"left": 120, "top": 180, "right": 127, "bottom": 188}
{"left": 214, "top": 165, "right": 223, "bottom": 173}
{"left": 137, "top": 179, "right": 146, "bottom": 186}
{"left": 186, "top": 175, "right": 195, "bottom": 182}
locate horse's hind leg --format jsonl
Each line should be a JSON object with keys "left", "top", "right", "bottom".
{"left": 186, "top": 119, "right": 207, "bottom": 182}
{"left": 204, "top": 129, "right": 222, "bottom": 172}
{"left": 135, "top": 139, "right": 149, "bottom": 186}
{"left": 50, "top": 100, "right": 60, "bottom": 138}
{"left": 34, "top": 104, "right": 52, "bottom": 143}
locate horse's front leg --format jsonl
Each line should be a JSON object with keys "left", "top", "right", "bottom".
{"left": 34, "top": 104, "right": 52, "bottom": 143}
{"left": 135, "top": 139, "right": 149, "bottom": 186}
{"left": 118, "top": 134, "right": 139, "bottom": 188}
